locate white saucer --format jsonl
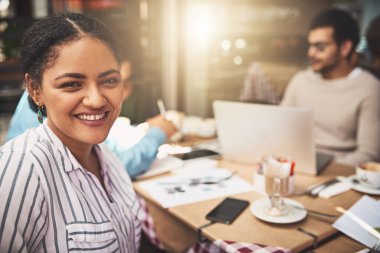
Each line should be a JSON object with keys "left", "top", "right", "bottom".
{"left": 339, "top": 175, "right": 380, "bottom": 195}
{"left": 250, "top": 198, "right": 307, "bottom": 224}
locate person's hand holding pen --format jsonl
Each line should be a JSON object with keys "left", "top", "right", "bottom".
{"left": 155, "top": 99, "right": 184, "bottom": 141}
{"left": 146, "top": 115, "right": 177, "bottom": 138}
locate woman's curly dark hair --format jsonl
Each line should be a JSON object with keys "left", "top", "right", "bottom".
{"left": 21, "top": 12, "right": 121, "bottom": 114}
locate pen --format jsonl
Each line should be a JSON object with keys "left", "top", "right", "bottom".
{"left": 157, "top": 99, "right": 167, "bottom": 117}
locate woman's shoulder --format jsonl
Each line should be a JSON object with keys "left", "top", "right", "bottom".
{"left": 0, "top": 128, "right": 48, "bottom": 190}
{"left": 1, "top": 128, "right": 39, "bottom": 154}
{"left": 1, "top": 126, "right": 55, "bottom": 165}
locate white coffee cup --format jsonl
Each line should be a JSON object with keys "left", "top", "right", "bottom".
{"left": 356, "top": 162, "right": 380, "bottom": 188}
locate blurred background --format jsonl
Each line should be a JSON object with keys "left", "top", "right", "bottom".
{"left": 0, "top": 0, "right": 380, "bottom": 142}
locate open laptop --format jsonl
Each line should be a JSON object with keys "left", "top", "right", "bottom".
{"left": 213, "top": 100, "right": 332, "bottom": 175}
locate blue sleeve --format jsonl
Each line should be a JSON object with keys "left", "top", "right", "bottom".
{"left": 105, "top": 127, "right": 166, "bottom": 178}
{"left": 6, "top": 91, "right": 40, "bottom": 141}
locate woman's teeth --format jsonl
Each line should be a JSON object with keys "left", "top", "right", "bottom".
{"left": 77, "top": 113, "right": 105, "bottom": 121}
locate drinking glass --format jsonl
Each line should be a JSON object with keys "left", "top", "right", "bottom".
{"left": 262, "top": 154, "right": 294, "bottom": 216}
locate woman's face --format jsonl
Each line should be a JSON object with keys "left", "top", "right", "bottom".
{"left": 36, "top": 37, "right": 123, "bottom": 148}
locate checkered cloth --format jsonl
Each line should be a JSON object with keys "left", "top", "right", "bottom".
{"left": 137, "top": 195, "right": 165, "bottom": 250}
{"left": 186, "top": 240, "right": 292, "bottom": 253}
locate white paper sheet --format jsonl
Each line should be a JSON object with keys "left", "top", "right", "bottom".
{"left": 333, "top": 195, "right": 380, "bottom": 248}
{"left": 136, "top": 157, "right": 219, "bottom": 180}
{"left": 173, "top": 157, "right": 218, "bottom": 173}
{"left": 137, "top": 168, "right": 253, "bottom": 208}
{"left": 135, "top": 156, "right": 184, "bottom": 180}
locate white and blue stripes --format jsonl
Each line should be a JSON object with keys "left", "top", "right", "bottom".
{"left": 0, "top": 123, "right": 141, "bottom": 252}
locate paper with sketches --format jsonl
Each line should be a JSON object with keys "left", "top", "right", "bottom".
{"left": 137, "top": 167, "right": 253, "bottom": 208}
{"left": 333, "top": 195, "right": 380, "bottom": 248}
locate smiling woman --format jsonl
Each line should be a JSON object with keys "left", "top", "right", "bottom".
{"left": 28, "top": 37, "right": 124, "bottom": 152}
{"left": 0, "top": 13, "right": 144, "bottom": 252}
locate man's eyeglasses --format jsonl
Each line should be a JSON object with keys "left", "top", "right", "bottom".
{"left": 308, "top": 42, "right": 334, "bottom": 52}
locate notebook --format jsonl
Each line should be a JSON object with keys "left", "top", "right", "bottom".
{"left": 213, "top": 100, "right": 330, "bottom": 175}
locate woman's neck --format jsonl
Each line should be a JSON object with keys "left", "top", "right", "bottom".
{"left": 73, "top": 145, "right": 105, "bottom": 190}
{"left": 47, "top": 122, "right": 104, "bottom": 187}
{"left": 71, "top": 145, "right": 96, "bottom": 169}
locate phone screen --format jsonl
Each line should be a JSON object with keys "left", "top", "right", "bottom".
{"left": 173, "top": 149, "right": 220, "bottom": 160}
{"left": 206, "top": 197, "right": 249, "bottom": 224}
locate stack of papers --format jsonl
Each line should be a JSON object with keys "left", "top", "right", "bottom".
{"left": 333, "top": 195, "right": 380, "bottom": 248}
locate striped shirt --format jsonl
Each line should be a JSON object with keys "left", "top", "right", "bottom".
{"left": 0, "top": 123, "right": 141, "bottom": 252}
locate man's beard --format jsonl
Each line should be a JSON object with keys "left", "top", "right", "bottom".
{"left": 319, "top": 59, "right": 340, "bottom": 76}
{"left": 310, "top": 52, "right": 340, "bottom": 77}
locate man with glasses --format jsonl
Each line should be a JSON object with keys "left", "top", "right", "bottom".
{"left": 281, "top": 8, "right": 380, "bottom": 166}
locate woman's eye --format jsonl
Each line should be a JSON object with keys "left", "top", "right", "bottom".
{"left": 60, "top": 82, "right": 80, "bottom": 89}
{"left": 102, "top": 77, "right": 120, "bottom": 86}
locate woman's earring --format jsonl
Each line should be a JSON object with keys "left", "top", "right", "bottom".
{"left": 36, "top": 101, "right": 43, "bottom": 124}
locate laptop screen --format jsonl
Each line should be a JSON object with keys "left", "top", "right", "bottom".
{"left": 213, "top": 100, "right": 317, "bottom": 175}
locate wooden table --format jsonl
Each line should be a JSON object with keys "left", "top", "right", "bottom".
{"left": 134, "top": 160, "right": 370, "bottom": 253}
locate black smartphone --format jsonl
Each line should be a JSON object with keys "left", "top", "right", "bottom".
{"left": 173, "top": 149, "right": 220, "bottom": 160}
{"left": 205, "top": 197, "right": 249, "bottom": 224}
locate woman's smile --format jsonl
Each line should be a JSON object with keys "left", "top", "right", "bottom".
{"left": 75, "top": 111, "right": 109, "bottom": 127}
{"left": 76, "top": 112, "right": 107, "bottom": 121}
